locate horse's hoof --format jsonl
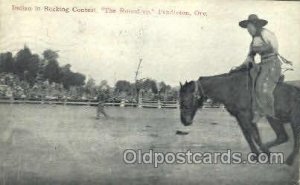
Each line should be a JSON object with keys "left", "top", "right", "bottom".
{"left": 285, "top": 157, "right": 294, "bottom": 166}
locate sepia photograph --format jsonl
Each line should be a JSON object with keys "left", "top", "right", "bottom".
{"left": 0, "top": 0, "right": 300, "bottom": 184}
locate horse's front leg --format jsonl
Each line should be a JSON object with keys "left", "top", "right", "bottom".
{"left": 251, "top": 121, "right": 271, "bottom": 154}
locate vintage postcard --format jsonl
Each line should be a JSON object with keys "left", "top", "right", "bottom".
{"left": 0, "top": 0, "right": 299, "bottom": 184}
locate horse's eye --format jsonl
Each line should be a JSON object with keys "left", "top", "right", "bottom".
{"left": 180, "top": 103, "right": 189, "bottom": 109}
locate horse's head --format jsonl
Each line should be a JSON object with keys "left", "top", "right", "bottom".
{"left": 179, "top": 80, "right": 205, "bottom": 126}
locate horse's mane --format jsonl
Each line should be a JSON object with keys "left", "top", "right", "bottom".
{"left": 179, "top": 66, "right": 251, "bottom": 93}
{"left": 198, "top": 66, "right": 250, "bottom": 81}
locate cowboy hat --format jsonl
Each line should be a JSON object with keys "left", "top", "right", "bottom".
{"left": 239, "top": 14, "right": 268, "bottom": 28}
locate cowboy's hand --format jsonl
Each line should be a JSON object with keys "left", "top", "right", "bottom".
{"left": 230, "top": 66, "right": 238, "bottom": 72}
{"left": 285, "top": 60, "right": 293, "bottom": 66}
{"left": 230, "top": 64, "right": 247, "bottom": 72}
{"left": 243, "top": 56, "right": 253, "bottom": 65}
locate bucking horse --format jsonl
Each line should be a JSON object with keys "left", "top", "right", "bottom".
{"left": 179, "top": 64, "right": 300, "bottom": 165}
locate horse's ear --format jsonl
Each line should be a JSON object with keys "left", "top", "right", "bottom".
{"left": 185, "top": 80, "right": 187, "bottom": 84}
{"left": 179, "top": 82, "right": 182, "bottom": 87}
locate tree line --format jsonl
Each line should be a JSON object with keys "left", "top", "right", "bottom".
{"left": 0, "top": 46, "right": 85, "bottom": 89}
{"left": 0, "top": 46, "right": 177, "bottom": 101}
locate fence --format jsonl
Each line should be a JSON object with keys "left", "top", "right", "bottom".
{"left": 0, "top": 98, "right": 178, "bottom": 109}
{"left": 0, "top": 98, "right": 224, "bottom": 109}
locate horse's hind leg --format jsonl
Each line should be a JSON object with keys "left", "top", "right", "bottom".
{"left": 261, "top": 116, "right": 288, "bottom": 150}
{"left": 286, "top": 110, "right": 300, "bottom": 165}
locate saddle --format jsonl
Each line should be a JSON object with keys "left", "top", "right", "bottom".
{"left": 230, "top": 62, "right": 284, "bottom": 84}
{"left": 250, "top": 62, "right": 285, "bottom": 84}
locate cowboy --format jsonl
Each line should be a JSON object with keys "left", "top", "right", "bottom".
{"left": 96, "top": 89, "right": 109, "bottom": 119}
{"left": 238, "top": 14, "right": 282, "bottom": 123}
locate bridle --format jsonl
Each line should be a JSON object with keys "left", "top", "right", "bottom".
{"left": 180, "top": 80, "right": 206, "bottom": 114}
{"left": 193, "top": 80, "right": 206, "bottom": 101}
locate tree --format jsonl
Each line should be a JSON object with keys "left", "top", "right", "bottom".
{"left": 157, "top": 81, "right": 171, "bottom": 100}
{"left": 44, "top": 60, "right": 61, "bottom": 83}
{"left": 43, "top": 49, "right": 59, "bottom": 61}
{"left": 142, "top": 78, "right": 158, "bottom": 94}
{"left": 158, "top": 81, "right": 171, "bottom": 93}
{"left": 70, "top": 72, "right": 85, "bottom": 87}
{"left": 60, "top": 64, "right": 72, "bottom": 89}
{"left": 0, "top": 52, "right": 14, "bottom": 73}
{"left": 114, "top": 80, "right": 132, "bottom": 94}
{"left": 14, "top": 46, "right": 40, "bottom": 85}
{"left": 25, "top": 54, "right": 39, "bottom": 85}
{"left": 85, "top": 77, "right": 96, "bottom": 97}
{"left": 99, "top": 80, "right": 109, "bottom": 89}
{"left": 60, "top": 66, "right": 86, "bottom": 89}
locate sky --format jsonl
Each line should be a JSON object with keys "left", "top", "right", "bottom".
{"left": 0, "top": 0, "right": 299, "bottom": 86}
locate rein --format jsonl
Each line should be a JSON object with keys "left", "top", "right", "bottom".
{"left": 194, "top": 80, "right": 206, "bottom": 100}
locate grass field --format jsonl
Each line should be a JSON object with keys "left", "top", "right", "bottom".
{"left": 0, "top": 104, "right": 298, "bottom": 185}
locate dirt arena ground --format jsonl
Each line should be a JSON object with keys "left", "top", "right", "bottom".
{"left": 0, "top": 104, "right": 298, "bottom": 185}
